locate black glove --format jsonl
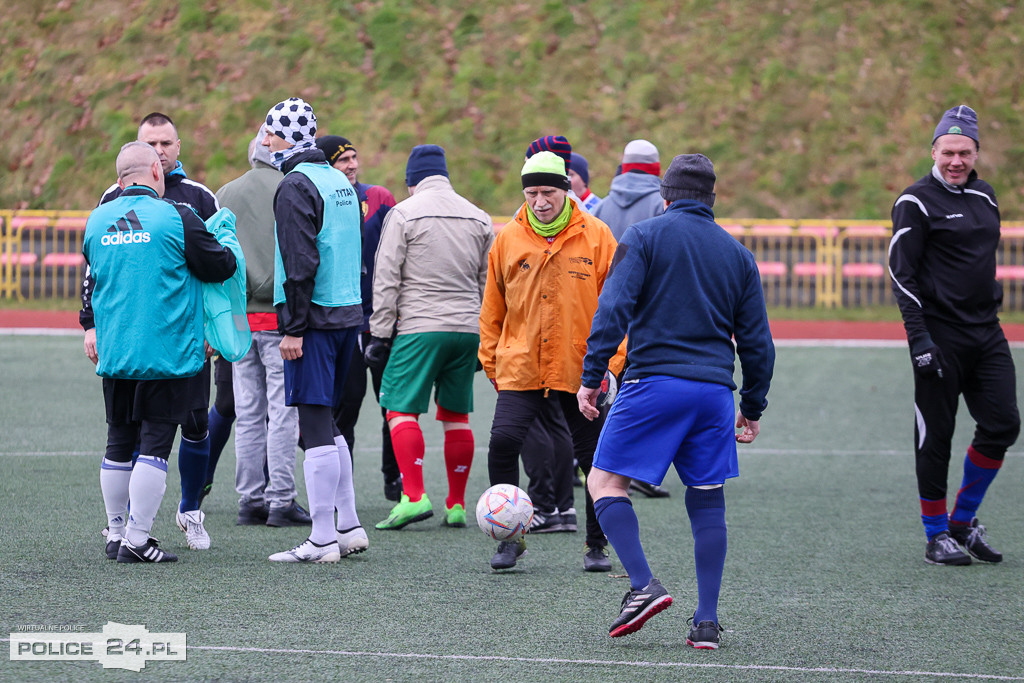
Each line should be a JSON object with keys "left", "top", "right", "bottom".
{"left": 912, "top": 345, "right": 945, "bottom": 379}
{"left": 363, "top": 336, "right": 392, "bottom": 370}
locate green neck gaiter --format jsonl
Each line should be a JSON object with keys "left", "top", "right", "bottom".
{"left": 527, "top": 198, "right": 572, "bottom": 237}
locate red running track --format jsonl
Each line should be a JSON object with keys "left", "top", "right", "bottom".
{"left": 2, "top": 310, "right": 1023, "bottom": 342}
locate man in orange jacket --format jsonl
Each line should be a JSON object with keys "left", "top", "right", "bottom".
{"left": 479, "top": 151, "right": 625, "bottom": 572}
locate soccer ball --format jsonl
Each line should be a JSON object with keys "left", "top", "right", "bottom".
{"left": 476, "top": 484, "right": 534, "bottom": 541}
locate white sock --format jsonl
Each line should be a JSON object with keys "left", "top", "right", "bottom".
{"left": 334, "top": 435, "right": 361, "bottom": 531}
{"left": 100, "top": 458, "right": 133, "bottom": 539}
{"left": 125, "top": 455, "right": 167, "bottom": 546}
{"left": 304, "top": 445, "right": 340, "bottom": 545}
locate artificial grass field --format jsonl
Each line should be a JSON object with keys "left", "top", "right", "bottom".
{"left": 1, "top": 336, "right": 1023, "bottom": 682}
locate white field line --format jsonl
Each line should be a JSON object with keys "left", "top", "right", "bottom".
{"left": 3, "top": 638, "right": 1019, "bottom": 680}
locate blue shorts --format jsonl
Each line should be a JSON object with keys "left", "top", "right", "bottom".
{"left": 283, "top": 327, "right": 358, "bottom": 407}
{"left": 593, "top": 375, "right": 738, "bottom": 487}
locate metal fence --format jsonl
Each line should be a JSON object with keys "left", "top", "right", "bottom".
{"left": 4, "top": 211, "right": 1024, "bottom": 309}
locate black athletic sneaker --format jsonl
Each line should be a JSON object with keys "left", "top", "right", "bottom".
{"left": 925, "top": 531, "right": 972, "bottom": 566}
{"left": 237, "top": 500, "right": 270, "bottom": 526}
{"left": 686, "top": 616, "right": 724, "bottom": 650}
{"left": 584, "top": 545, "right": 612, "bottom": 572}
{"left": 628, "top": 480, "right": 670, "bottom": 498}
{"left": 949, "top": 518, "right": 1002, "bottom": 563}
{"left": 609, "top": 578, "right": 673, "bottom": 637}
{"left": 529, "top": 511, "right": 564, "bottom": 533}
{"left": 116, "top": 538, "right": 178, "bottom": 564}
{"left": 384, "top": 475, "right": 403, "bottom": 502}
{"left": 266, "top": 500, "right": 313, "bottom": 527}
{"left": 105, "top": 539, "right": 120, "bottom": 560}
{"left": 559, "top": 508, "right": 578, "bottom": 533}
{"left": 490, "top": 537, "right": 527, "bottom": 570}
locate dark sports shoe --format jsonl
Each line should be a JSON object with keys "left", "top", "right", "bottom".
{"left": 490, "top": 537, "right": 527, "bottom": 570}
{"left": 584, "top": 545, "right": 612, "bottom": 572}
{"left": 105, "top": 538, "right": 120, "bottom": 560}
{"left": 949, "top": 518, "right": 1002, "bottom": 563}
{"left": 559, "top": 508, "right": 578, "bottom": 533}
{"left": 529, "top": 511, "right": 564, "bottom": 533}
{"left": 384, "top": 475, "right": 403, "bottom": 502}
{"left": 686, "top": 616, "right": 724, "bottom": 650}
{"left": 267, "top": 500, "right": 313, "bottom": 527}
{"left": 117, "top": 538, "right": 178, "bottom": 564}
{"left": 925, "top": 531, "right": 972, "bottom": 566}
{"left": 628, "top": 480, "right": 670, "bottom": 498}
{"left": 609, "top": 578, "right": 673, "bottom": 637}
{"left": 237, "top": 500, "right": 270, "bottom": 526}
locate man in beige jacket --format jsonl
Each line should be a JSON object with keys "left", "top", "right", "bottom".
{"left": 364, "top": 144, "right": 494, "bottom": 530}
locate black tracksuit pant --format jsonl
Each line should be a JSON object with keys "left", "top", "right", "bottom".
{"left": 488, "top": 389, "right": 606, "bottom": 549}
{"left": 913, "top": 319, "right": 1020, "bottom": 501}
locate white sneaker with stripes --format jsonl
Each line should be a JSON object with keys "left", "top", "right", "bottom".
{"left": 269, "top": 538, "right": 341, "bottom": 563}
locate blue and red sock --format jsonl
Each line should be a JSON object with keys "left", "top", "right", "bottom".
{"left": 950, "top": 446, "right": 1002, "bottom": 526}
{"left": 920, "top": 497, "right": 948, "bottom": 540}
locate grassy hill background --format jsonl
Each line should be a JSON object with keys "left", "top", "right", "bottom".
{"left": 3, "top": 1, "right": 1023, "bottom": 218}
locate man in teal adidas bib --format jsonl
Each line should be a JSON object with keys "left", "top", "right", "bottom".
{"left": 83, "top": 142, "right": 236, "bottom": 564}
{"left": 261, "top": 98, "right": 368, "bottom": 564}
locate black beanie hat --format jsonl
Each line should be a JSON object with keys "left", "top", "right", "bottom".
{"left": 315, "top": 135, "right": 356, "bottom": 165}
{"left": 660, "top": 154, "right": 716, "bottom": 207}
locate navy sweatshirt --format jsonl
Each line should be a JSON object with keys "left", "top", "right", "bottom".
{"left": 581, "top": 200, "right": 774, "bottom": 421}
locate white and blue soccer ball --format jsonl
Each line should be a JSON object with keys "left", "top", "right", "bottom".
{"left": 476, "top": 484, "right": 534, "bottom": 541}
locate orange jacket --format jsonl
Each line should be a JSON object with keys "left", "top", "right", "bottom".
{"left": 479, "top": 198, "right": 626, "bottom": 393}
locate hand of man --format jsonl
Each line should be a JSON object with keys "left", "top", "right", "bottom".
{"left": 577, "top": 385, "right": 601, "bottom": 421}
{"left": 204, "top": 341, "right": 215, "bottom": 360}
{"left": 83, "top": 328, "right": 98, "bottom": 365}
{"left": 912, "top": 345, "right": 945, "bottom": 379}
{"left": 280, "top": 334, "right": 303, "bottom": 361}
{"left": 735, "top": 411, "right": 759, "bottom": 443}
{"left": 363, "top": 336, "right": 392, "bottom": 370}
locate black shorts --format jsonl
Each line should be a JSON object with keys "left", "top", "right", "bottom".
{"left": 103, "top": 372, "right": 206, "bottom": 426}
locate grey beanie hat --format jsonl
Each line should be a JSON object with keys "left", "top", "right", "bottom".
{"left": 933, "top": 104, "right": 979, "bottom": 146}
{"left": 660, "top": 154, "right": 716, "bottom": 207}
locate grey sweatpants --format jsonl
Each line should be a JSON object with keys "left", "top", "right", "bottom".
{"left": 233, "top": 330, "right": 300, "bottom": 508}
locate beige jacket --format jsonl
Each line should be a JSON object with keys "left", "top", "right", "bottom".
{"left": 370, "top": 175, "right": 494, "bottom": 337}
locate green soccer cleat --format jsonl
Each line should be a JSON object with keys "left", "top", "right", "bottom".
{"left": 375, "top": 494, "right": 434, "bottom": 530}
{"left": 443, "top": 503, "right": 467, "bottom": 528}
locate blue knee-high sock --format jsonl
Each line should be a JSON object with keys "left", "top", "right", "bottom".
{"left": 178, "top": 434, "right": 210, "bottom": 512}
{"left": 950, "top": 446, "right": 1002, "bottom": 525}
{"left": 594, "top": 496, "right": 652, "bottom": 590}
{"left": 206, "top": 405, "right": 234, "bottom": 486}
{"left": 686, "top": 487, "right": 727, "bottom": 625}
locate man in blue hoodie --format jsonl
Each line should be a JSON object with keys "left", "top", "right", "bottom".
{"left": 593, "top": 139, "right": 665, "bottom": 241}
{"left": 578, "top": 154, "right": 774, "bottom": 649}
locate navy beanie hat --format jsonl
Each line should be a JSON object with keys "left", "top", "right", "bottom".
{"left": 406, "top": 144, "right": 449, "bottom": 186}
{"left": 660, "top": 154, "right": 716, "bottom": 207}
{"left": 933, "top": 105, "right": 979, "bottom": 146}
{"left": 569, "top": 152, "right": 589, "bottom": 185}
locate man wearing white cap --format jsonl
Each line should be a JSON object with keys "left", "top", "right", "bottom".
{"left": 594, "top": 139, "right": 664, "bottom": 241}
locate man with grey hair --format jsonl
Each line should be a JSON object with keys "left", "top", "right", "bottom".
{"left": 216, "top": 125, "right": 310, "bottom": 529}
{"left": 85, "top": 141, "right": 236, "bottom": 563}
{"left": 579, "top": 153, "right": 773, "bottom": 648}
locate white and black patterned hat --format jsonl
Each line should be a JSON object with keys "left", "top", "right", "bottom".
{"left": 265, "top": 98, "right": 317, "bottom": 144}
